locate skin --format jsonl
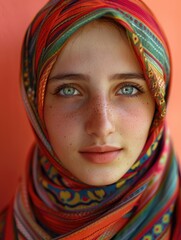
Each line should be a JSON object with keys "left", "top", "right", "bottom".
{"left": 44, "top": 20, "right": 155, "bottom": 186}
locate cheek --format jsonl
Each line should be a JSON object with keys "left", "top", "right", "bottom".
{"left": 44, "top": 104, "right": 82, "bottom": 148}
{"left": 116, "top": 100, "right": 155, "bottom": 138}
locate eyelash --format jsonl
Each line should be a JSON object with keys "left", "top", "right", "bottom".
{"left": 53, "top": 84, "right": 81, "bottom": 97}
{"left": 52, "top": 82, "right": 145, "bottom": 97}
{"left": 116, "top": 82, "right": 145, "bottom": 97}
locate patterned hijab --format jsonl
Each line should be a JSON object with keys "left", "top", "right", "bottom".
{"left": 2, "top": 0, "right": 181, "bottom": 239}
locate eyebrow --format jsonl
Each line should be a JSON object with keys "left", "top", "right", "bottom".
{"left": 48, "top": 72, "right": 145, "bottom": 82}
{"left": 111, "top": 73, "right": 145, "bottom": 81}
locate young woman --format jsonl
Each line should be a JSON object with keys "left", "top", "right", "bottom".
{"left": 0, "top": 0, "right": 180, "bottom": 239}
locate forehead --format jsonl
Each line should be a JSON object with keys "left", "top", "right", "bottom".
{"left": 58, "top": 20, "right": 127, "bottom": 54}
{"left": 63, "top": 19, "right": 127, "bottom": 47}
{"left": 49, "top": 20, "right": 142, "bottom": 78}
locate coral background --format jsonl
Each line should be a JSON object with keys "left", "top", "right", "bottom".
{"left": 0, "top": 0, "right": 180, "bottom": 210}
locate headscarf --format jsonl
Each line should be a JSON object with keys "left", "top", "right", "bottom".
{"left": 1, "top": 0, "right": 181, "bottom": 239}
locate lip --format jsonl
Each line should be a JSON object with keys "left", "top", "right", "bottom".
{"left": 79, "top": 145, "right": 122, "bottom": 164}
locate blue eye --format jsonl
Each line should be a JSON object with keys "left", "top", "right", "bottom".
{"left": 118, "top": 85, "right": 139, "bottom": 96}
{"left": 58, "top": 86, "right": 80, "bottom": 96}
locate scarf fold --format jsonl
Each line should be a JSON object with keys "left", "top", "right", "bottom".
{"left": 1, "top": 0, "right": 181, "bottom": 239}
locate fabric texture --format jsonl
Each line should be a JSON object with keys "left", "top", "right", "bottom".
{"left": 1, "top": 0, "right": 181, "bottom": 239}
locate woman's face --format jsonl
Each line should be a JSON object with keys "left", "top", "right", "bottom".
{"left": 44, "top": 21, "right": 155, "bottom": 186}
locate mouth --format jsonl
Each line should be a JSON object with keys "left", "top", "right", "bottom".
{"left": 79, "top": 145, "right": 122, "bottom": 164}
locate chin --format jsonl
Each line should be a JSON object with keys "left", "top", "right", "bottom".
{"left": 77, "top": 173, "right": 122, "bottom": 186}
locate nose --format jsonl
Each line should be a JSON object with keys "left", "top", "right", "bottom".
{"left": 85, "top": 96, "right": 115, "bottom": 140}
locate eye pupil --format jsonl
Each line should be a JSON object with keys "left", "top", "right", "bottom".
{"left": 122, "top": 86, "right": 134, "bottom": 95}
{"left": 63, "top": 87, "right": 75, "bottom": 95}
